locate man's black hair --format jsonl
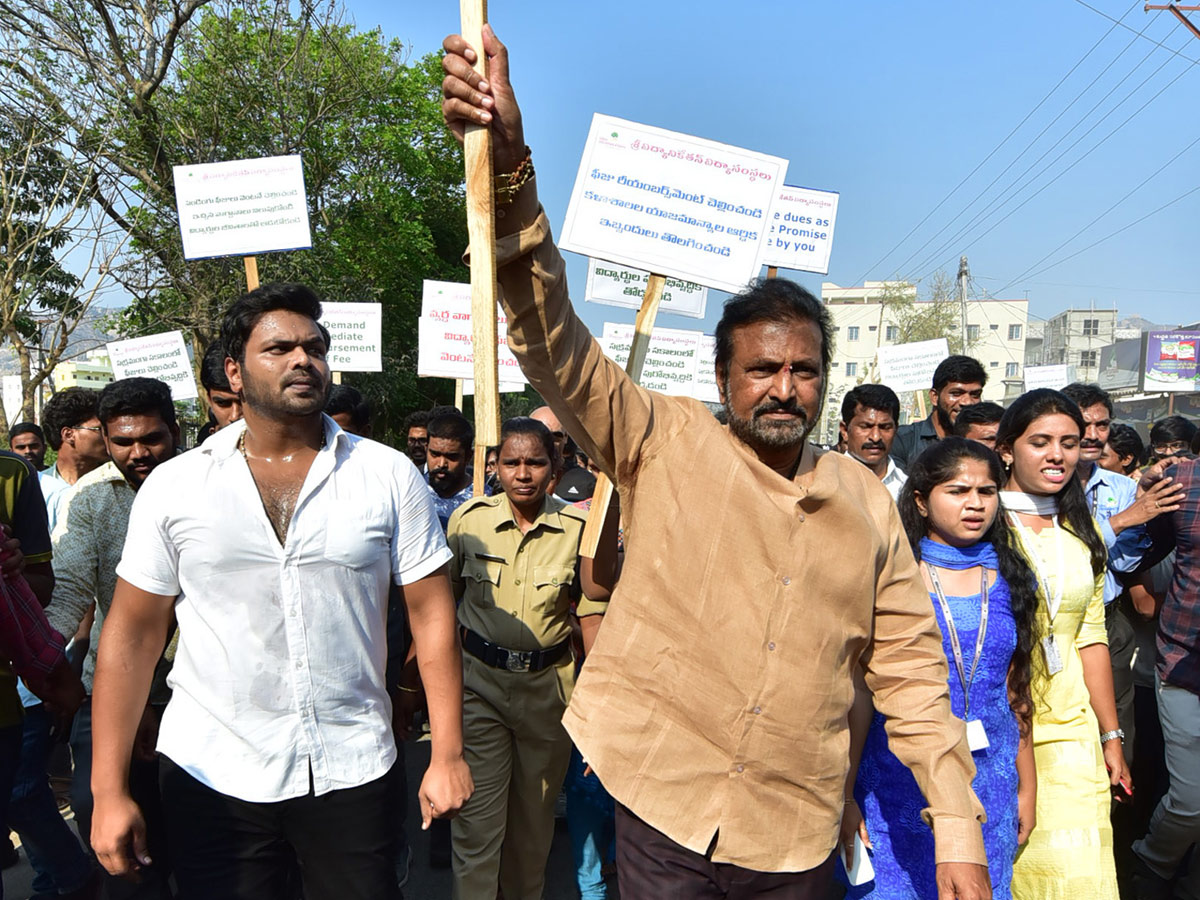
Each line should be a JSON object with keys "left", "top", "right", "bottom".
{"left": 41, "top": 388, "right": 101, "bottom": 451}
{"left": 1061, "top": 382, "right": 1113, "bottom": 417}
{"left": 952, "top": 401, "right": 1006, "bottom": 436}
{"left": 98, "top": 377, "right": 177, "bottom": 429}
{"left": 1106, "top": 423, "right": 1145, "bottom": 472}
{"left": 840, "top": 384, "right": 900, "bottom": 425}
{"left": 428, "top": 404, "right": 462, "bottom": 419}
{"left": 325, "top": 384, "right": 371, "bottom": 433}
{"left": 403, "top": 410, "right": 430, "bottom": 433}
{"left": 931, "top": 355, "right": 988, "bottom": 391}
{"left": 8, "top": 422, "right": 44, "bottom": 444}
{"left": 1150, "top": 415, "right": 1198, "bottom": 450}
{"left": 200, "top": 340, "right": 232, "bottom": 393}
{"left": 428, "top": 411, "right": 474, "bottom": 449}
{"left": 713, "top": 278, "right": 833, "bottom": 386}
{"left": 219, "top": 282, "right": 331, "bottom": 364}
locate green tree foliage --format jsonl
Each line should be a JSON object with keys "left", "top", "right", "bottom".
{"left": 879, "top": 271, "right": 964, "bottom": 353}
{"left": 0, "top": 0, "right": 470, "bottom": 440}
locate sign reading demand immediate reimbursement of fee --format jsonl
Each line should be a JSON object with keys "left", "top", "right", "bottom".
{"left": 560, "top": 114, "right": 788, "bottom": 294}
{"left": 174, "top": 155, "right": 312, "bottom": 261}
{"left": 320, "top": 302, "right": 382, "bottom": 372}
{"left": 757, "top": 185, "right": 840, "bottom": 275}
{"left": 876, "top": 339, "right": 951, "bottom": 394}
{"left": 107, "top": 331, "right": 198, "bottom": 401}
{"left": 584, "top": 259, "right": 708, "bottom": 319}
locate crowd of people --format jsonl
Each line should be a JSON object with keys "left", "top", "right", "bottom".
{"left": 0, "top": 24, "right": 1195, "bottom": 900}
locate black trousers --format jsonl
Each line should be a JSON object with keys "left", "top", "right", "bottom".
{"left": 160, "top": 756, "right": 401, "bottom": 900}
{"left": 615, "top": 803, "right": 836, "bottom": 900}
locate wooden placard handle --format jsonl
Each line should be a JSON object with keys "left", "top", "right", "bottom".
{"left": 580, "top": 273, "right": 666, "bottom": 557}
{"left": 460, "top": 0, "right": 500, "bottom": 497}
{"left": 244, "top": 256, "right": 259, "bottom": 291}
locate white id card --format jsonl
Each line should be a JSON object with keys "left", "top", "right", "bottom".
{"left": 841, "top": 832, "right": 875, "bottom": 886}
{"left": 966, "top": 719, "right": 990, "bottom": 752}
{"left": 1042, "top": 634, "right": 1064, "bottom": 675}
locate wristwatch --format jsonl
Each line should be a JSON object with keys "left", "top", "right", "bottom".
{"left": 1099, "top": 729, "right": 1125, "bottom": 744}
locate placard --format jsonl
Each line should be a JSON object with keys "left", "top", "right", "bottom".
{"left": 107, "top": 331, "right": 198, "bottom": 401}
{"left": 174, "top": 155, "right": 312, "bottom": 260}
{"left": 584, "top": 259, "right": 708, "bottom": 318}
{"left": 876, "top": 339, "right": 950, "bottom": 393}
{"left": 1098, "top": 338, "right": 1142, "bottom": 392}
{"left": 758, "top": 185, "right": 840, "bottom": 274}
{"left": 418, "top": 280, "right": 527, "bottom": 387}
{"left": 320, "top": 302, "right": 382, "bottom": 372}
{"left": 560, "top": 114, "right": 787, "bottom": 294}
{"left": 1023, "top": 364, "right": 1073, "bottom": 391}
{"left": 1145, "top": 331, "right": 1200, "bottom": 393}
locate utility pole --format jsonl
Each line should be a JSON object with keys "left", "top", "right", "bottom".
{"left": 1145, "top": 4, "right": 1200, "bottom": 41}
{"left": 958, "top": 255, "right": 970, "bottom": 352}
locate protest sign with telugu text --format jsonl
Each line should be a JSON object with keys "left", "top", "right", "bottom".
{"left": 560, "top": 114, "right": 787, "bottom": 294}
{"left": 418, "top": 280, "right": 527, "bottom": 387}
{"left": 757, "top": 185, "right": 839, "bottom": 275}
{"left": 584, "top": 259, "right": 708, "bottom": 319}
{"left": 876, "top": 339, "right": 950, "bottom": 393}
{"left": 174, "top": 155, "right": 311, "bottom": 260}
{"left": 1023, "top": 364, "right": 1074, "bottom": 391}
{"left": 600, "top": 322, "right": 716, "bottom": 402}
{"left": 107, "top": 331, "right": 198, "bottom": 401}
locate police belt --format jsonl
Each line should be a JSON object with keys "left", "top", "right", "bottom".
{"left": 460, "top": 626, "right": 570, "bottom": 673}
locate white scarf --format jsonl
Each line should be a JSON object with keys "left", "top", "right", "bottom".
{"left": 999, "top": 490, "right": 1059, "bottom": 516}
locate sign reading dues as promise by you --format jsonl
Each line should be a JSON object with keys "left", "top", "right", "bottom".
{"left": 174, "top": 155, "right": 312, "bottom": 261}
{"left": 559, "top": 114, "right": 788, "bottom": 294}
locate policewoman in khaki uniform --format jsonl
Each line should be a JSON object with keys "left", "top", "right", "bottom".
{"left": 447, "top": 417, "right": 618, "bottom": 900}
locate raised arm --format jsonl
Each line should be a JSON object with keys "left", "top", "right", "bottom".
{"left": 442, "top": 28, "right": 678, "bottom": 483}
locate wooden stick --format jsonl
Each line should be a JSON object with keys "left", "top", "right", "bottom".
{"left": 915, "top": 390, "right": 928, "bottom": 421}
{"left": 580, "top": 273, "right": 666, "bottom": 557}
{"left": 461, "top": 0, "right": 500, "bottom": 498}
{"left": 454, "top": 377, "right": 464, "bottom": 412}
{"left": 766, "top": 266, "right": 778, "bottom": 279}
{"left": 331, "top": 372, "right": 342, "bottom": 385}
{"left": 244, "top": 256, "right": 259, "bottom": 291}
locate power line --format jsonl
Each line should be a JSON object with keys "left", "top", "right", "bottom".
{"left": 909, "top": 35, "right": 1198, "bottom": 282}
{"left": 974, "top": 276, "right": 1200, "bottom": 296}
{"left": 1071, "top": 0, "right": 1200, "bottom": 63}
{"left": 890, "top": 5, "right": 1159, "bottom": 280}
{"left": 989, "top": 132, "right": 1200, "bottom": 295}
{"left": 850, "top": 0, "right": 1141, "bottom": 285}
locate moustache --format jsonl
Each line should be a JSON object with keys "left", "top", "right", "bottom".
{"left": 753, "top": 400, "right": 807, "bottom": 421}
{"left": 861, "top": 442, "right": 886, "bottom": 452}
{"left": 1080, "top": 439, "right": 1105, "bottom": 448}
{"left": 429, "top": 468, "right": 450, "bottom": 478}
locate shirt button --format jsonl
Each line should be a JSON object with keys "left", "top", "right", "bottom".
{"left": 736, "top": 765, "right": 745, "bottom": 773}
{"left": 768, "top": 642, "right": 776, "bottom": 651}
{"left": 295, "top": 660, "right": 303, "bottom": 670}
{"left": 781, "top": 576, "right": 791, "bottom": 585}
{"left": 515, "top": 578, "right": 522, "bottom": 586}
{"left": 797, "top": 513, "right": 806, "bottom": 522}
{"left": 753, "top": 706, "right": 762, "bottom": 715}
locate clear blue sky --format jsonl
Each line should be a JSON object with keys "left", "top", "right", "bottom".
{"left": 351, "top": 0, "right": 1199, "bottom": 338}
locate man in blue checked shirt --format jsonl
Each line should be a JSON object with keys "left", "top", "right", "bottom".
{"left": 1062, "top": 383, "right": 1183, "bottom": 757}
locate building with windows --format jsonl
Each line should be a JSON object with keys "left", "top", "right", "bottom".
{"left": 1033, "top": 307, "right": 1118, "bottom": 383}
{"left": 51, "top": 350, "right": 115, "bottom": 391}
{"left": 817, "top": 281, "right": 1028, "bottom": 442}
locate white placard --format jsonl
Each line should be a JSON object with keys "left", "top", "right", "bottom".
{"left": 418, "top": 280, "right": 527, "bottom": 387}
{"left": 584, "top": 259, "right": 708, "bottom": 319}
{"left": 876, "top": 339, "right": 951, "bottom": 393}
{"left": 758, "top": 185, "right": 840, "bottom": 274}
{"left": 462, "top": 380, "right": 526, "bottom": 395}
{"left": 560, "top": 114, "right": 788, "bottom": 294}
{"left": 695, "top": 334, "right": 720, "bottom": 404}
{"left": 320, "top": 302, "right": 382, "bottom": 372}
{"left": 2, "top": 376, "right": 23, "bottom": 426}
{"left": 600, "top": 322, "right": 715, "bottom": 400}
{"left": 173, "top": 155, "right": 312, "bottom": 260}
{"left": 106, "top": 331, "right": 198, "bottom": 401}
{"left": 1023, "top": 364, "right": 1073, "bottom": 391}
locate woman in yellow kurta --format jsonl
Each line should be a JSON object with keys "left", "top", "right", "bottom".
{"left": 997, "top": 389, "right": 1131, "bottom": 900}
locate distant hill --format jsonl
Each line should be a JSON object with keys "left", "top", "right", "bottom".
{"left": 0, "top": 311, "right": 118, "bottom": 377}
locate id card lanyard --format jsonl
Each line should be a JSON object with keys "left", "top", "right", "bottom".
{"left": 1008, "top": 511, "right": 1066, "bottom": 675}
{"left": 925, "top": 564, "right": 989, "bottom": 720}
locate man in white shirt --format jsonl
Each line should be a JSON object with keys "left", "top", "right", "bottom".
{"left": 38, "top": 387, "right": 109, "bottom": 532}
{"left": 90, "top": 283, "right": 472, "bottom": 900}
{"left": 839, "top": 384, "right": 907, "bottom": 501}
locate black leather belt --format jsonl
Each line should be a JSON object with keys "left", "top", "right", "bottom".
{"left": 460, "top": 626, "right": 570, "bottom": 673}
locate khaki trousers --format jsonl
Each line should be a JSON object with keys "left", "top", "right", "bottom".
{"left": 451, "top": 652, "right": 574, "bottom": 900}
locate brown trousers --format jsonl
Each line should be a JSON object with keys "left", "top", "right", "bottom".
{"left": 615, "top": 804, "right": 837, "bottom": 900}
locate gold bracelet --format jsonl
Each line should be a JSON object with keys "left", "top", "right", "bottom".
{"left": 495, "top": 146, "right": 534, "bottom": 207}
